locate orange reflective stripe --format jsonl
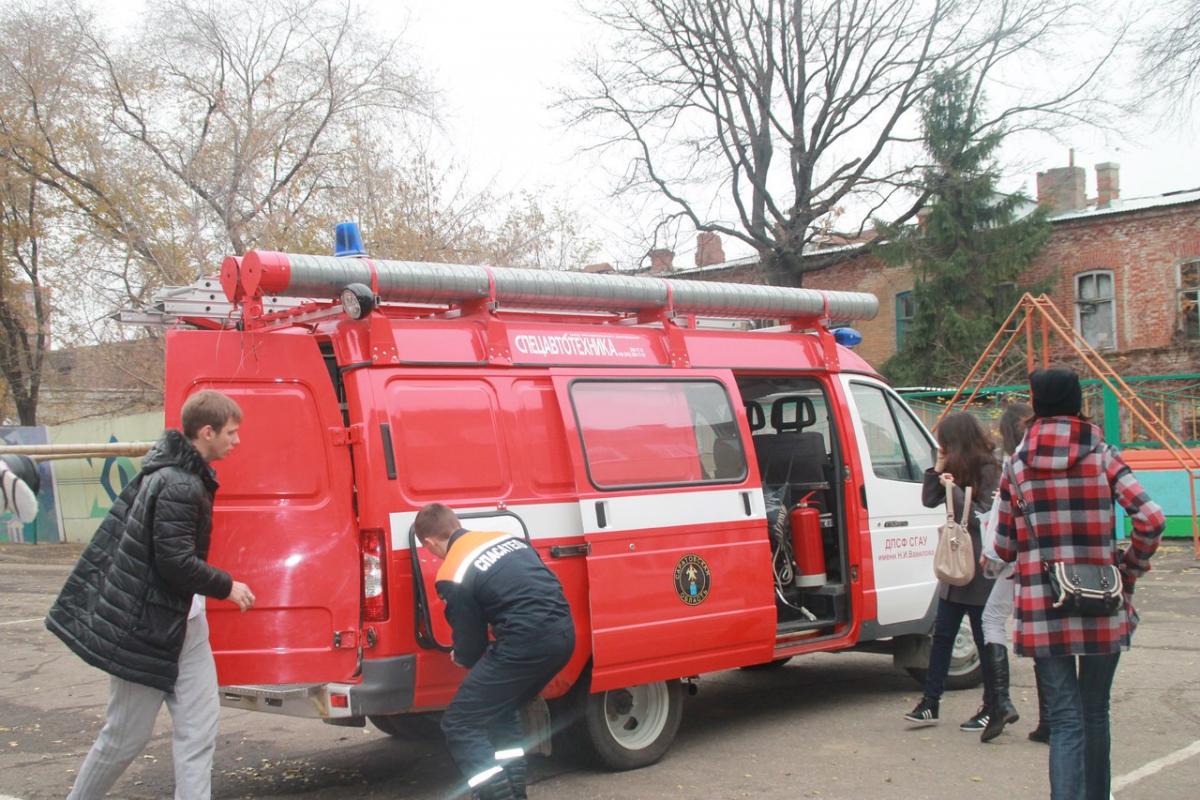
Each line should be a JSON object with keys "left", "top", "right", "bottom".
{"left": 435, "top": 531, "right": 514, "bottom": 583}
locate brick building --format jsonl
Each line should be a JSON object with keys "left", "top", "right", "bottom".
{"left": 660, "top": 160, "right": 1200, "bottom": 378}
{"left": 0, "top": 338, "right": 163, "bottom": 426}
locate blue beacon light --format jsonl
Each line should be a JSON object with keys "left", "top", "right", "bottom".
{"left": 334, "top": 221, "right": 367, "bottom": 257}
{"left": 831, "top": 327, "right": 863, "bottom": 347}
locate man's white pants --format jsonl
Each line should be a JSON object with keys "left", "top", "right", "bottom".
{"left": 68, "top": 613, "right": 219, "bottom": 800}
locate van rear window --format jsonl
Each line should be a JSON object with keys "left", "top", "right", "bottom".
{"left": 569, "top": 380, "right": 746, "bottom": 489}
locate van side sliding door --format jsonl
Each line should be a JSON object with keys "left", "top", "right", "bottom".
{"left": 549, "top": 369, "right": 775, "bottom": 691}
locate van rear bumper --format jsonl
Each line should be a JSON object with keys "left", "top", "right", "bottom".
{"left": 219, "top": 654, "right": 417, "bottom": 719}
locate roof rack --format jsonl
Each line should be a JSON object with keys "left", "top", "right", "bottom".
{"left": 118, "top": 249, "right": 881, "bottom": 332}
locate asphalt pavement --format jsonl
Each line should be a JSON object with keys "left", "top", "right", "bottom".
{"left": 0, "top": 542, "right": 1197, "bottom": 799}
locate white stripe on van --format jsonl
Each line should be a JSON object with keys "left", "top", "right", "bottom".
{"left": 390, "top": 502, "right": 585, "bottom": 550}
{"left": 389, "top": 488, "right": 765, "bottom": 550}
{"left": 579, "top": 487, "right": 764, "bottom": 535}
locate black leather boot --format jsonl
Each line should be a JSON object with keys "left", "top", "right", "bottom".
{"left": 1028, "top": 658, "right": 1051, "bottom": 744}
{"left": 981, "top": 643, "right": 1019, "bottom": 742}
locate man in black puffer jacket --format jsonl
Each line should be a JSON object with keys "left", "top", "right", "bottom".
{"left": 46, "top": 390, "right": 255, "bottom": 800}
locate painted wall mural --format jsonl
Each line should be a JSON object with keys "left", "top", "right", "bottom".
{"left": 49, "top": 412, "right": 163, "bottom": 543}
{"left": 0, "top": 426, "right": 60, "bottom": 543}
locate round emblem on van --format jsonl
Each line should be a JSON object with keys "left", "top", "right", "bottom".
{"left": 674, "top": 554, "right": 711, "bottom": 606}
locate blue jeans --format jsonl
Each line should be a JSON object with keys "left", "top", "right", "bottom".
{"left": 924, "top": 597, "right": 986, "bottom": 700}
{"left": 1036, "top": 652, "right": 1121, "bottom": 800}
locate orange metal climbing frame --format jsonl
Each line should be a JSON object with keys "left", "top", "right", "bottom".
{"left": 934, "top": 293, "right": 1200, "bottom": 559}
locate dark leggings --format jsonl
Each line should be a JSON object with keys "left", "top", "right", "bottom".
{"left": 924, "top": 597, "right": 986, "bottom": 699}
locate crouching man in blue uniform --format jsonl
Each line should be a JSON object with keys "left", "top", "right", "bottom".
{"left": 414, "top": 503, "right": 575, "bottom": 800}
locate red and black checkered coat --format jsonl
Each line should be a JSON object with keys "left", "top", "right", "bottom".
{"left": 993, "top": 416, "right": 1164, "bottom": 658}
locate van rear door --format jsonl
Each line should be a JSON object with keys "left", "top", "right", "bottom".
{"left": 550, "top": 370, "right": 775, "bottom": 691}
{"left": 841, "top": 376, "right": 941, "bottom": 627}
{"left": 165, "top": 329, "right": 360, "bottom": 685}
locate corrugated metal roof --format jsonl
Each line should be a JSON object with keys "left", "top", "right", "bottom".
{"left": 665, "top": 186, "right": 1200, "bottom": 276}
{"left": 1049, "top": 188, "right": 1200, "bottom": 222}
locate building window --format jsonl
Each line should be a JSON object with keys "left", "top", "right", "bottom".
{"left": 895, "top": 291, "right": 915, "bottom": 349}
{"left": 1180, "top": 261, "right": 1200, "bottom": 340}
{"left": 1074, "top": 270, "right": 1115, "bottom": 350}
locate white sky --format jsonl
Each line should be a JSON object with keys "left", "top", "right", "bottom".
{"left": 393, "top": 0, "right": 1200, "bottom": 267}
{"left": 109, "top": 0, "right": 1200, "bottom": 269}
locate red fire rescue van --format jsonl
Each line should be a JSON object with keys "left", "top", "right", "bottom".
{"left": 140, "top": 230, "right": 977, "bottom": 770}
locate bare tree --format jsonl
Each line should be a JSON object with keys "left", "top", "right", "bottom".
{"left": 0, "top": 3, "right": 102, "bottom": 424}
{"left": 1138, "top": 0, "right": 1200, "bottom": 108}
{"left": 304, "top": 139, "right": 599, "bottom": 269}
{"left": 84, "top": 0, "right": 432, "bottom": 264}
{"left": 566, "top": 0, "right": 1118, "bottom": 279}
{"left": 0, "top": 163, "right": 50, "bottom": 425}
{"left": 0, "top": 0, "right": 432, "bottom": 421}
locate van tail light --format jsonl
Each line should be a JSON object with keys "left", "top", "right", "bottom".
{"left": 361, "top": 528, "right": 389, "bottom": 621}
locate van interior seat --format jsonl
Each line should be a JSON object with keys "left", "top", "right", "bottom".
{"left": 712, "top": 435, "right": 746, "bottom": 480}
{"left": 756, "top": 396, "right": 826, "bottom": 488}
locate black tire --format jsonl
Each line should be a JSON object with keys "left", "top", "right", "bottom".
{"left": 576, "top": 681, "right": 685, "bottom": 771}
{"left": 905, "top": 617, "right": 983, "bottom": 691}
{"left": 739, "top": 656, "right": 793, "bottom": 672}
{"left": 368, "top": 712, "right": 443, "bottom": 740}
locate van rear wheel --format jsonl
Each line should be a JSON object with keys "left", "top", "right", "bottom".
{"left": 579, "top": 680, "right": 684, "bottom": 770}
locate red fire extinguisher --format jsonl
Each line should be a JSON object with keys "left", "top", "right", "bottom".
{"left": 790, "top": 492, "right": 826, "bottom": 588}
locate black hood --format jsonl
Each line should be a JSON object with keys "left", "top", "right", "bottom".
{"left": 143, "top": 429, "right": 217, "bottom": 491}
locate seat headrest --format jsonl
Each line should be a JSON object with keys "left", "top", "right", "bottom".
{"left": 744, "top": 401, "right": 766, "bottom": 432}
{"left": 712, "top": 436, "right": 746, "bottom": 478}
{"left": 770, "top": 395, "right": 816, "bottom": 432}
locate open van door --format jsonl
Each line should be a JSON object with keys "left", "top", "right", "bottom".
{"left": 840, "top": 376, "right": 941, "bottom": 629}
{"left": 166, "top": 330, "right": 361, "bottom": 685}
{"left": 549, "top": 369, "right": 776, "bottom": 691}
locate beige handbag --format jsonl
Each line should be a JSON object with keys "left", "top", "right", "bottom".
{"left": 934, "top": 484, "right": 975, "bottom": 587}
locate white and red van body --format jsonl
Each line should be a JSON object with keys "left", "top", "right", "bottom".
{"left": 157, "top": 242, "right": 970, "bottom": 768}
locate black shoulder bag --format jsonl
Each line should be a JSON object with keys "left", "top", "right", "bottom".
{"left": 1008, "top": 471, "right": 1122, "bottom": 617}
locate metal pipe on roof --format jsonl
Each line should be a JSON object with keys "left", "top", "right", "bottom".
{"left": 237, "top": 250, "right": 879, "bottom": 321}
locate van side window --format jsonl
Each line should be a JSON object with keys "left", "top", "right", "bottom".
{"left": 849, "top": 383, "right": 932, "bottom": 482}
{"left": 569, "top": 380, "right": 747, "bottom": 489}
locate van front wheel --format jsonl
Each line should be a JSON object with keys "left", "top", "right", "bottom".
{"left": 581, "top": 680, "right": 684, "bottom": 770}
{"left": 904, "top": 617, "right": 983, "bottom": 691}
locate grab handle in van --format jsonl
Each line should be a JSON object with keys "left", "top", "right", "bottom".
{"left": 379, "top": 423, "right": 397, "bottom": 480}
{"left": 595, "top": 501, "right": 608, "bottom": 529}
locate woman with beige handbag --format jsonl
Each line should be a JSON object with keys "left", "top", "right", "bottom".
{"left": 903, "top": 412, "right": 999, "bottom": 730}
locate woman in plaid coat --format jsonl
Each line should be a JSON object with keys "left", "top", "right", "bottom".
{"left": 994, "top": 368, "right": 1164, "bottom": 800}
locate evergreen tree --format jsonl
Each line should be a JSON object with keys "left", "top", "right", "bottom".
{"left": 876, "top": 69, "right": 1050, "bottom": 387}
